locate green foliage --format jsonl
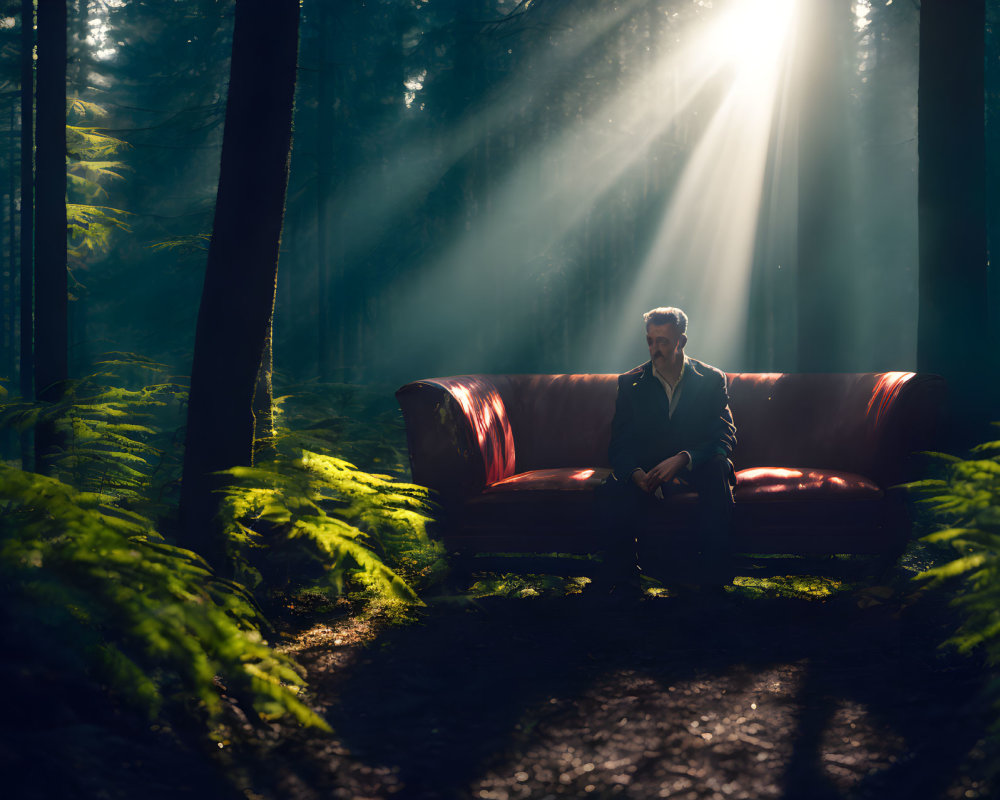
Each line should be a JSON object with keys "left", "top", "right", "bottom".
{"left": 468, "top": 573, "right": 590, "bottom": 599}
{"left": 0, "top": 465, "right": 328, "bottom": 731}
{"left": 0, "top": 360, "right": 444, "bottom": 737}
{"left": 67, "top": 203, "right": 132, "bottom": 265}
{"left": 66, "top": 97, "right": 132, "bottom": 269}
{"left": 0, "top": 353, "right": 186, "bottom": 516}
{"left": 271, "top": 381, "right": 411, "bottom": 478}
{"left": 149, "top": 233, "right": 212, "bottom": 257}
{"left": 907, "top": 429, "right": 1000, "bottom": 673}
{"left": 731, "top": 574, "right": 848, "bottom": 600}
{"left": 238, "top": 379, "right": 447, "bottom": 602}
{"left": 217, "top": 450, "right": 446, "bottom": 602}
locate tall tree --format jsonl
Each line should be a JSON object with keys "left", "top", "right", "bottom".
{"left": 179, "top": 0, "right": 300, "bottom": 567}
{"left": 33, "top": 0, "right": 66, "bottom": 472}
{"left": 314, "top": 0, "right": 334, "bottom": 381}
{"left": 918, "top": 0, "right": 991, "bottom": 444}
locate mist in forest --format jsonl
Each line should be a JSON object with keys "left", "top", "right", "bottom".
{"left": 280, "top": 0, "right": 921, "bottom": 384}
{"left": 0, "top": 0, "right": 933, "bottom": 389}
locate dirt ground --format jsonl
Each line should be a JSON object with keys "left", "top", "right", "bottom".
{"left": 4, "top": 578, "right": 998, "bottom": 800}
{"left": 238, "top": 581, "right": 998, "bottom": 800}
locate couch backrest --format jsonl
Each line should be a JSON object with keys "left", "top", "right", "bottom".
{"left": 725, "top": 372, "right": 934, "bottom": 478}
{"left": 488, "top": 374, "right": 619, "bottom": 473}
{"left": 396, "top": 371, "right": 946, "bottom": 494}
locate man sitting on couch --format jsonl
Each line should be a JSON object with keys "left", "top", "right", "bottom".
{"left": 598, "top": 306, "right": 738, "bottom": 596}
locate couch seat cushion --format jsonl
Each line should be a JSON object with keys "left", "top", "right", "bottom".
{"left": 483, "top": 468, "right": 610, "bottom": 493}
{"left": 734, "top": 467, "right": 882, "bottom": 502}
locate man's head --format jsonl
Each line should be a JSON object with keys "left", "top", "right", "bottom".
{"left": 643, "top": 306, "right": 687, "bottom": 376}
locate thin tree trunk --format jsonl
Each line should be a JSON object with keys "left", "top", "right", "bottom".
{"left": 19, "top": 0, "right": 34, "bottom": 470}
{"left": 253, "top": 325, "right": 276, "bottom": 462}
{"left": 179, "top": 0, "right": 300, "bottom": 567}
{"left": 34, "top": 0, "right": 67, "bottom": 473}
{"left": 918, "top": 0, "right": 991, "bottom": 445}
{"left": 6, "top": 103, "right": 16, "bottom": 386}
{"left": 316, "top": 0, "right": 331, "bottom": 381}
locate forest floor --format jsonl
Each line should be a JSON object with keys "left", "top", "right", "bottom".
{"left": 239, "top": 557, "right": 998, "bottom": 800}
{"left": 6, "top": 560, "right": 999, "bottom": 800}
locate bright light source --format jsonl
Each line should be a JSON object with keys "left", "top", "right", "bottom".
{"left": 707, "top": 0, "right": 797, "bottom": 77}
{"left": 601, "top": 0, "right": 799, "bottom": 369}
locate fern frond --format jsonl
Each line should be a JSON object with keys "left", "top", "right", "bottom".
{"left": 217, "top": 448, "right": 442, "bottom": 604}
{"left": 149, "top": 233, "right": 212, "bottom": 254}
{"left": 0, "top": 465, "right": 328, "bottom": 731}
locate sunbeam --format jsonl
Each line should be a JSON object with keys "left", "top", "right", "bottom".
{"left": 321, "top": 0, "right": 647, "bottom": 272}
{"left": 605, "top": 0, "right": 798, "bottom": 370}
{"left": 385, "top": 0, "right": 799, "bottom": 379}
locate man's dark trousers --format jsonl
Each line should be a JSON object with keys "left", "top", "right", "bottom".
{"left": 597, "top": 453, "right": 734, "bottom": 586}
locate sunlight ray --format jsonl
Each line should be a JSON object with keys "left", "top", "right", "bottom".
{"left": 606, "top": 20, "right": 797, "bottom": 369}
{"left": 390, "top": 0, "right": 799, "bottom": 376}
{"left": 324, "top": 0, "right": 648, "bottom": 269}
{"left": 389, "top": 9, "right": 756, "bottom": 371}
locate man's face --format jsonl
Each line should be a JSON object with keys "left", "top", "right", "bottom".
{"left": 646, "top": 322, "right": 686, "bottom": 374}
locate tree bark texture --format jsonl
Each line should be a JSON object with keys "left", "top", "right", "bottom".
{"left": 252, "top": 326, "right": 276, "bottom": 462}
{"left": 33, "top": 0, "right": 67, "bottom": 472}
{"left": 6, "top": 103, "right": 16, "bottom": 384}
{"left": 179, "top": 0, "right": 300, "bottom": 565}
{"left": 918, "top": 0, "right": 991, "bottom": 443}
{"left": 19, "top": 0, "right": 33, "bottom": 411}
{"left": 316, "top": 0, "right": 331, "bottom": 381}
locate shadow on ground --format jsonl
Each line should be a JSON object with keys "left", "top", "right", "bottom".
{"left": 270, "top": 586, "right": 994, "bottom": 800}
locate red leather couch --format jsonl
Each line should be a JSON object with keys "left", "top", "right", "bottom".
{"left": 395, "top": 372, "right": 946, "bottom": 574}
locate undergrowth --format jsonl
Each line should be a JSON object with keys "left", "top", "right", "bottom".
{"left": 0, "top": 357, "right": 443, "bottom": 740}
{"left": 905, "top": 424, "right": 1000, "bottom": 725}
{"left": 217, "top": 450, "right": 445, "bottom": 602}
{"left": 0, "top": 466, "right": 326, "bottom": 732}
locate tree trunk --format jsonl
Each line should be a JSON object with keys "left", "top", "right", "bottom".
{"left": 918, "top": 0, "right": 991, "bottom": 445}
{"left": 6, "top": 103, "right": 16, "bottom": 386}
{"left": 33, "top": 0, "right": 67, "bottom": 473}
{"left": 253, "top": 324, "right": 276, "bottom": 462}
{"left": 316, "top": 0, "right": 331, "bottom": 381}
{"left": 179, "top": 0, "right": 300, "bottom": 567}
{"left": 19, "top": 0, "right": 34, "bottom": 470}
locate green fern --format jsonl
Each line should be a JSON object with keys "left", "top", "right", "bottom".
{"left": 907, "top": 428, "right": 1000, "bottom": 671}
{"left": 0, "top": 465, "right": 329, "bottom": 731}
{"left": 66, "top": 98, "right": 132, "bottom": 263}
{"left": 217, "top": 450, "right": 445, "bottom": 602}
{"left": 271, "top": 381, "right": 412, "bottom": 478}
{"left": 68, "top": 204, "right": 132, "bottom": 261}
{"left": 149, "top": 233, "right": 212, "bottom": 256}
{"left": 0, "top": 353, "right": 187, "bottom": 514}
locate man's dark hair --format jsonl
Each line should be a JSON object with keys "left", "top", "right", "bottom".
{"left": 643, "top": 306, "right": 688, "bottom": 333}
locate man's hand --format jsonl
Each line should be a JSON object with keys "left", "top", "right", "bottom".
{"left": 643, "top": 452, "right": 690, "bottom": 491}
{"left": 631, "top": 468, "right": 651, "bottom": 492}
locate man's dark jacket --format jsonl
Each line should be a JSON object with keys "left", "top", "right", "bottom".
{"left": 608, "top": 356, "right": 737, "bottom": 484}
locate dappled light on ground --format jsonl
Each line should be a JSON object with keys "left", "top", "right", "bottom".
{"left": 249, "top": 579, "right": 995, "bottom": 800}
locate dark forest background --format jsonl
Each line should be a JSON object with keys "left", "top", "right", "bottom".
{"left": 3, "top": 0, "right": 992, "bottom": 393}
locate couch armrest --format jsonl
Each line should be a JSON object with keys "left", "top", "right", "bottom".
{"left": 395, "top": 376, "right": 516, "bottom": 497}
{"left": 866, "top": 372, "right": 947, "bottom": 487}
